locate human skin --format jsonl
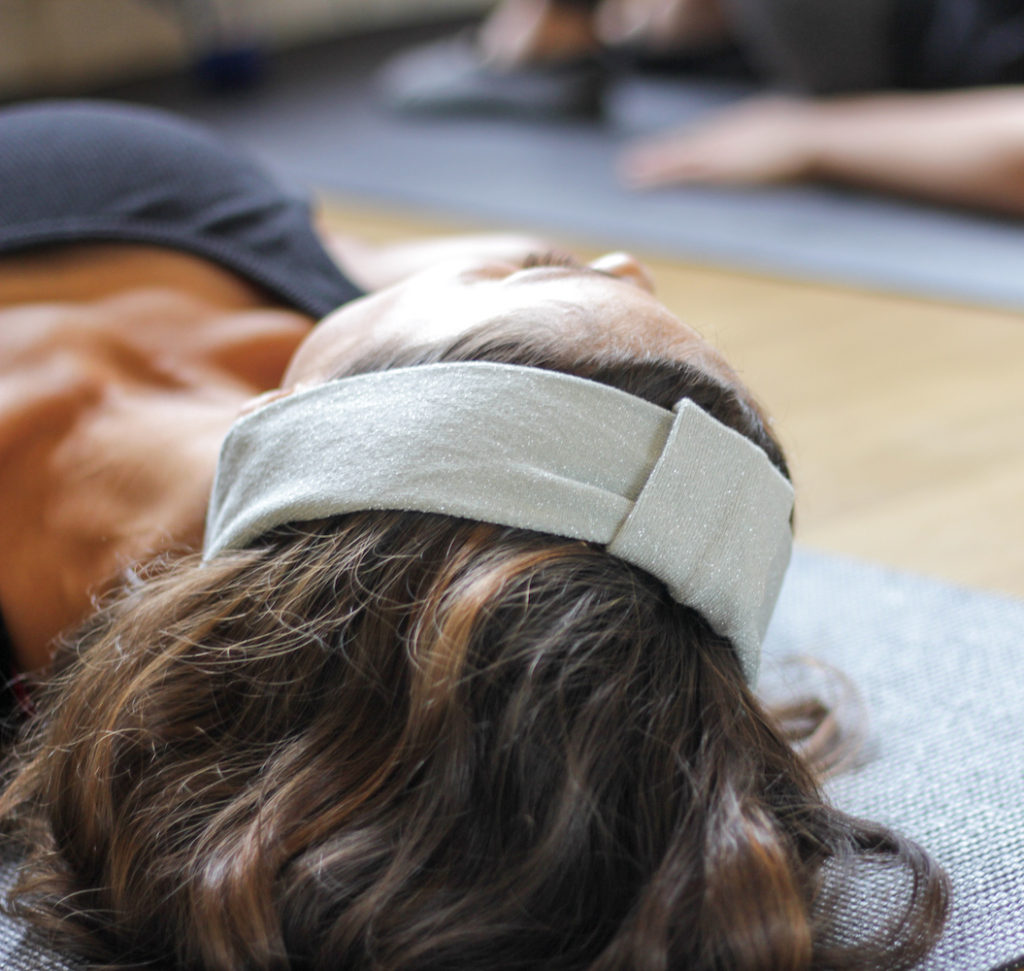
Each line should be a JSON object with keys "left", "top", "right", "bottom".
{"left": 0, "top": 245, "right": 310, "bottom": 671}
{"left": 475, "top": 0, "right": 733, "bottom": 66}
{"left": 476, "top": 0, "right": 731, "bottom": 66}
{"left": 0, "top": 238, "right": 746, "bottom": 673}
{"left": 478, "top": 0, "right": 601, "bottom": 66}
{"left": 594, "top": 0, "right": 732, "bottom": 51}
{"left": 281, "top": 249, "right": 740, "bottom": 390}
{"left": 620, "top": 88, "right": 1024, "bottom": 216}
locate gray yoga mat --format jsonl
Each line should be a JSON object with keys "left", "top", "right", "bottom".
{"left": 762, "top": 549, "right": 1024, "bottom": 971}
{"left": 106, "top": 23, "right": 1024, "bottom": 311}
{"left": 0, "top": 548, "right": 1021, "bottom": 970}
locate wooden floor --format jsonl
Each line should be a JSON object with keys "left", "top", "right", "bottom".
{"left": 321, "top": 198, "right": 1024, "bottom": 599}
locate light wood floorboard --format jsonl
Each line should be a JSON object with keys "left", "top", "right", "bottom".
{"left": 320, "top": 198, "right": 1024, "bottom": 599}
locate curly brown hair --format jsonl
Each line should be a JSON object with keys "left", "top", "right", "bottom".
{"left": 0, "top": 321, "right": 947, "bottom": 970}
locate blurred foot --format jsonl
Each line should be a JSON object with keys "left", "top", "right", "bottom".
{"left": 478, "top": 0, "right": 601, "bottom": 67}
{"left": 596, "top": 0, "right": 733, "bottom": 53}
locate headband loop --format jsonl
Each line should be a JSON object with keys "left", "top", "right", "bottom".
{"left": 606, "top": 400, "right": 794, "bottom": 679}
{"left": 204, "top": 363, "right": 793, "bottom": 683}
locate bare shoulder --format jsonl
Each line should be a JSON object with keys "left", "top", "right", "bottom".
{"left": 0, "top": 244, "right": 313, "bottom": 673}
{"left": 0, "top": 244, "right": 313, "bottom": 392}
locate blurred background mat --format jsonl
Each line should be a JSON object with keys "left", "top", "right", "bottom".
{"left": 765, "top": 550, "right": 1024, "bottom": 971}
{"left": 96, "top": 19, "right": 1024, "bottom": 312}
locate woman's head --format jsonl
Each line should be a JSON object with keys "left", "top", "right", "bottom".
{"left": 204, "top": 362, "right": 793, "bottom": 684}
{"left": 209, "top": 249, "right": 795, "bottom": 681}
{"left": 0, "top": 262, "right": 946, "bottom": 970}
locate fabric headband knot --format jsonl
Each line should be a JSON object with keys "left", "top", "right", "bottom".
{"left": 204, "top": 362, "right": 794, "bottom": 684}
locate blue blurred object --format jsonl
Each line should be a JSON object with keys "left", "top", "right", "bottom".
{"left": 193, "top": 42, "right": 266, "bottom": 91}
{"left": 143, "top": 0, "right": 268, "bottom": 91}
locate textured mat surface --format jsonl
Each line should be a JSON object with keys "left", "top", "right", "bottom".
{"left": 102, "top": 24, "right": 1024, "bottom": 310}
{"left": 764, "top": 549, "right": 1024, "bottom": 971}
{"left": 0, "top": 549, "right": 1021, "bottom": 969}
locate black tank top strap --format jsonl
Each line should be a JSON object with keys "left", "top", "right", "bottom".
{"left": 0, "top": 100, "right": 364, "bottom": 319}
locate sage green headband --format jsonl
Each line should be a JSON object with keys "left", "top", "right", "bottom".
{"left": 204, "top": 362, "right": 794, "bottom": 684}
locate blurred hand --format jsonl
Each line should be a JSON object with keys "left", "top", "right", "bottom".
{"left": 619, "top": 97, "right": 820, "bottom": 189}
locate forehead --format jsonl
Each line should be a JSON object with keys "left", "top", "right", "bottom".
{"left": 485, "top": 273, "right": 746, "bottom": 394}
{"left": 285, "top": 260, "right": 743, "bottom": 394}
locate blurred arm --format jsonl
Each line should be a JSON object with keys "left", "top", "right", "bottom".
{"left": 621, "top": 88, "right": 1024, "bottom": 216}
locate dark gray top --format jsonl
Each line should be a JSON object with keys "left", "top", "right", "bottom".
{"left": 725, "top": 0, "right": 1024, "bottom": 92}
{"left": 0, "top": 100, "right": 363, "bottom": 319}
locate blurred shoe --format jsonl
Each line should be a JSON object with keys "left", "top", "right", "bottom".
{"left": 379, "top": 33, "right": 607, "bottom": 121}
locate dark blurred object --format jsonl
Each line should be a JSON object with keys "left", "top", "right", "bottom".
{"left": 193, "top": 43, "right": 266, "bottom": 91}
{"left": 895, "top": 0, "right": 1024, "bottom": 89}
{"left": 729, "top": 0, "right": 1024, "bottom": 93}
{"left": 146, "top": 0, "right": 268, "bottom": 91}
{"left": 380, "top": 32, "right": 606, "bottom": 120}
